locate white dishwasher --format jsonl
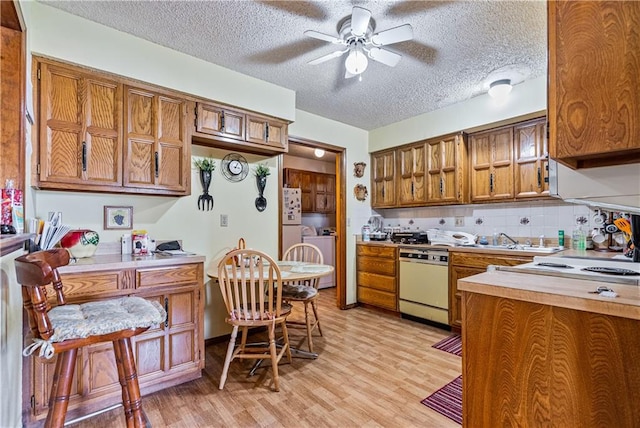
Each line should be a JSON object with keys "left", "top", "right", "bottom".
{"left": 398, "top": 247, "right": 449, "bottom": 325}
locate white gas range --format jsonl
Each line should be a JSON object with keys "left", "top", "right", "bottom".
{"left": 499, "top": 255, "right": 640, "bottom": 286}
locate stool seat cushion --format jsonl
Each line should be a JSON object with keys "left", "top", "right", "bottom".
{"left": 48, "top": 296, "right": 166, "bottom": 343}
{"left": 281, "top": 284, "right": 318, "bottom": 300}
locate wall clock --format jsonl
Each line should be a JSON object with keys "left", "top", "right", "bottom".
{"left": 221, "top": 153, "right": 249, "bottom": 182}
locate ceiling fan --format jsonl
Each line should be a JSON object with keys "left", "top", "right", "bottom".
{"left": 304, "top": 6, "right": 413, "bottom": 79}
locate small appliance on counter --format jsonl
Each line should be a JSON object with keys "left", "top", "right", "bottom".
{"left": 427, "top": 229, "right": 477, "bottom": 247}
{"left": 391, "top": 231, "right": 429, "bottom": 244}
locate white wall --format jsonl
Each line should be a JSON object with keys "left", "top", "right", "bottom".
{"left": 289, "top": 110, "right": 369, "bottom": 305}
{"left": 369, "top": 76, "right": 547, "bottom": 150}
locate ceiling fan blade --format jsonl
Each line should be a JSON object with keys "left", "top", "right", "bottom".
{"left": 304, "top": 30, "right": 342, "bottom": 44}
{"left": 350, "top": 6, "right": 372, "bottom": 37}
{"left": 308, "top": 50, "right": 346, "bottom": 65}
{"left": 368, "top": 47, "right": 402, "bottom": 67}
{"left": 371, "top": 24, "right": 413, "bottom": 46}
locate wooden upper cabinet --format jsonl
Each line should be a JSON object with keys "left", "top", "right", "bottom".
{"left": 426, "top": 132, "right": 468, "bottom": 204}
{"left": 514, "top": 118, "right": 549, "bottom": 199}
{"left": 470, "top": 126, "right": 514, "bottom": 202}
{"left": 123, "top": 86, "right": 189, "bottom": 195}
{"left": 246, "top": 114, "right": 288, "bottom": 151}
{"left": 1, "top": 23, "right": 25, "bottom": 193}
{"left": 38, "top": 61, "right": 123, "bottom": 189}
{"left": 194, "top": 102, "right": 245, "bottom": 141}
{"left": 371, "top": 150, "right": 396, "bottom": 208}
{"left": 283, "top": 168, "right": 335, "bottom": 213}
{"left": 35, "top": 57, "right": 191, "bottom": 196}
{"left": 315, "top": 174, "right": 336, "bottom": 213}
{"left": 397, "top": 142, "right": 427, "bottom": 206}
{"left": 548, "top": 1, "right": 640, "bottom": 168}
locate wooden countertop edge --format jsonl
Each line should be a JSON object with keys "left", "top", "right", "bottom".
{"left": 356, "top": 241, "right": 630, "bottom": 260}
{"left": 458, "top": 271, "right": 640, "bottom": 320}
{"left": 59, "top": 253, "right": 206, "bottom": 273}
{"left": 356, "top": 240, "right": 564, "bottom": 257}
{"left": 0, "top": 234, "right": 35, "bottom": 257}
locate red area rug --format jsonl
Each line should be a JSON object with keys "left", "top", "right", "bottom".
{"left": 432, "top": 334, "right": 462, "bottom": 357}
{"left": 421, "top": 375, "right": 462, "bottom": 425}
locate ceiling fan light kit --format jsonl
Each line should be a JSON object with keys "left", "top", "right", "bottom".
{"left": 488, "top": 79, "right": 513, "bottom": 100}
{"left": 345, "top": 46, "right": 368, "bottom": 75}
{"left": 305, "top": 6, "right": 413, "bottom": 79}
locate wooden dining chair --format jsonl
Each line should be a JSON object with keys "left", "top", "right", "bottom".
{"left": 14, "top": 249, "right": 166, "bottom": 428}
{"left": 281, "top": 243, "right": 324, "bottom": 353}
{"left": 217, "top": 248, "right": 292, "bottom": 391}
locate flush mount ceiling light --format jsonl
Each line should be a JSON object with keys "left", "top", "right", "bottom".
{"left": 488, "top": 79, "right": 513, "bottom": 100}
{"left": 305, "top": 6, "right": 413, "bottom": 79}
{"left": 314, "top": 148, "right": 325, "bottom": 158}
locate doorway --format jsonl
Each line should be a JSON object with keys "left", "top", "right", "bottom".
{"left": 279, "top": 137, "right": 347, "bottom": 309}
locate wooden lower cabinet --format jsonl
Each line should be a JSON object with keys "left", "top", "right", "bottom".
{"left": 448, "top": 252, "right": 532, "bottom": 331}
{"left": 25, "top": 262, "right": 204, "bottom": 424}
{"left": 356, "top": 244, "right": 398, "bottom": 312}
{"left": 463, "top": 292, "right": 640, "bottom": 426}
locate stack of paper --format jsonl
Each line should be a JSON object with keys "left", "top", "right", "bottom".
{"left": 28, "top": 212, "right": 72, "bottom": 250}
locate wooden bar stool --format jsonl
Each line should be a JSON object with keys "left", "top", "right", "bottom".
{"left": 15, "top": 249, "right": 166, "bottom": 428}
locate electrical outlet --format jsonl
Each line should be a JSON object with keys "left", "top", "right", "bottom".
{"left": 220, "top": 214, "right": 228, "bottom": 227}
{"left": 455, "top": 216, "right": 465, "bottom": 227}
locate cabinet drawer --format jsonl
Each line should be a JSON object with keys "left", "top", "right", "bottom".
{"left": 137, "top": 264, "right": 199, "bottom": 288}
{"left": 357, "top": 287, "right": 397, "bottom": 311}
{"left": 450, "top": 252, "right": 532, "bottom": 269}
{"left": 58, "top": 270, "right": 133, "bottom": 300}
{"left": 358, "top": 256, "right": 396, "bottom": 276}
{"left": 357, "top": 244, "right": 397, "bottom": 258}
{"left": 357, "top": 272, "right": 396, "bottom": 293}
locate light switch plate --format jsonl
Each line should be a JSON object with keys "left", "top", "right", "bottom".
{"left": 455, "top": 216, "right": 464, "bottom": 227}
{"left": 220, "top": 214, "right": 228, "bottom": 227}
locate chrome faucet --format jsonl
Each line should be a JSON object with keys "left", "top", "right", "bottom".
{"left": 498, "top": 232, "right": 519, "bottom": 247}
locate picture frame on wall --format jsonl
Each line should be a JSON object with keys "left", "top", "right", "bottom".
{"left": 104, "top": 206, "right": 133, "bottom": 230}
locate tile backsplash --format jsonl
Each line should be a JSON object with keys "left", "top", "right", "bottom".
{"left": 374, "top": 200, "right": 599, "bottom": 244}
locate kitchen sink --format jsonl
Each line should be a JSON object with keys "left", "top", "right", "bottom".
{"left": 464, "top": 244, "right": 561, "bottom": 254}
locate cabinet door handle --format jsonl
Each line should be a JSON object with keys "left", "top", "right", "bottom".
{"left": 265, "top": 122, "right": 269, "bottom": 141}
{"left": 544, "top": 163, "right": 549, "bottom": 183}
{"left": 411, "top": 181, "right": 414, "bottom": 196}
{"left": 220, "top": 111, "right": 225, "bottom": 131}
{"left": 81, "top": 142, "right": 87, "bottom": 172}
{"left": 381, "top": 186, "right": 385, "bottom": 198}
{"left": 537, "top": 167, "right": 542, "bottom": 187}
{"left": 440, "top": 178, "right": 444, "bottom": 196}
{"left": 490, "top": 173, "right": 494, "bottom": 193}
{"left": 164, "top": 297, "right": 169, "bottom": 328}
{"left": 155, "top": 152, "right": 159, "bottom": 178}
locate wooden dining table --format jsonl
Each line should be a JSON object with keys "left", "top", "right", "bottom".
{"left": 206, "top": 259, "right": 334, "bottom": 361}
{"left": 206, "top": 259, "right": 334, "bottom": 282}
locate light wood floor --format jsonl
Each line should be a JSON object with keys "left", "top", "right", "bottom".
{"left": 71, "top": 289, "right": 462, "bottom": 427}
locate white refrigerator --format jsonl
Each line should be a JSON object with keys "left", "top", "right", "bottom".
{"left": 282, "top": 188, "right": 302, "bottom": 254}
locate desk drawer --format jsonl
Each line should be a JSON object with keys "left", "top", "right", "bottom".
{"left": 137, "top": 264, "right": 199, "bottom": 288}
{"left": 59, "top": 270, "right": 133, "bottom": 300}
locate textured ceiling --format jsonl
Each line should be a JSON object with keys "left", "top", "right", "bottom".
{"left": 41, "top": 0, "right": 547, "bottom": 131}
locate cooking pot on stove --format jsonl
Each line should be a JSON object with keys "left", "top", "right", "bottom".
{"left": 370, "top": 232, "right": 387, "bottom": 241}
